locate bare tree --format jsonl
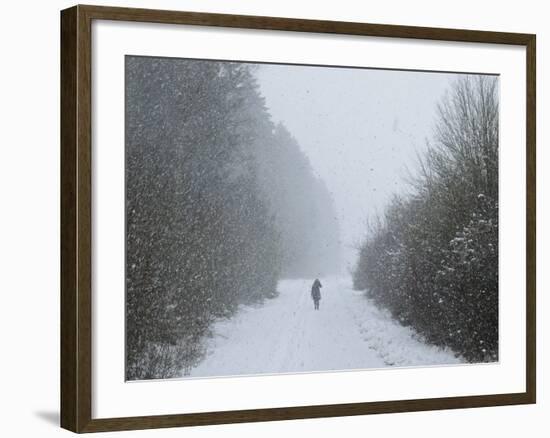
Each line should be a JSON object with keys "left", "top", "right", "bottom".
{"left": 353, "top": 75, "right": 499, "bottom": 362}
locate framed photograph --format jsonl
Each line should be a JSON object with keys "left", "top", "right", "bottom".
{"left": 60, "top": 4, "right": 536, "bottom": 433}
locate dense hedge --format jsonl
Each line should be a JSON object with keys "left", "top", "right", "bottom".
{"left": 125, "top": 57, "right": 339, "bottom": 379}
{"left": 353, "top": 76, "right": 499, "bottom": 362}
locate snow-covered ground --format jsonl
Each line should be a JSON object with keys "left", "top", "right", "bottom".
{"left": 188, "top": 276, "right": 462, "bottom": 378}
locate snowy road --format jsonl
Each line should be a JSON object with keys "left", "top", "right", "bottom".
{"left": 188, "top": 277, "right": 461, "bottom": 378}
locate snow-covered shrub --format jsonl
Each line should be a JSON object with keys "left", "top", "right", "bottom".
{"left": 353, "top": 76, "right": 499, "bottom": 362}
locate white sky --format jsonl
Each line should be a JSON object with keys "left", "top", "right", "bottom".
{"left": 257, "top": 64, "right": 461, "bottom": 270}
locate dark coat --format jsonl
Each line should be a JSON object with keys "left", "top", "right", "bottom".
{"left": 311, "top": 279, "right": 322, "bottom": 300}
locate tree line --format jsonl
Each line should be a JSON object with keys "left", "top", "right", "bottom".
{"left": 125, "top": 56, "right": 340, "bottom": 380}
{"left": 353, "top": 76, "right": 499, "bottom": 362}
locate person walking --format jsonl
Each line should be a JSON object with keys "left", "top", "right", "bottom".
{"left": 311, "top": 278, "right": 322, "bottom": 310}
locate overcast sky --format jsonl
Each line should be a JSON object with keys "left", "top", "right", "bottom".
{"left": 257, "top": 64, "right": 461, "bottom": 270}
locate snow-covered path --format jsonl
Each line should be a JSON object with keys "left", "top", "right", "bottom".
{"left": 188, "top": 277, "right": 461, "bottom": 378}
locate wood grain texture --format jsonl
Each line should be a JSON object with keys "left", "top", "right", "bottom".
{"left": 60, "top": 5, "right": 78, "bottom": 432}
{"left": 60, "top": 4, "right": 536, "bottom": 433}
{"left": 525, "top": 34, "right": 536, "bottom": 404}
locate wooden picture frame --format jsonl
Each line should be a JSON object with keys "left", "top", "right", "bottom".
{"left": 61, "top": 4, "right": 536, "bottom": 433}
